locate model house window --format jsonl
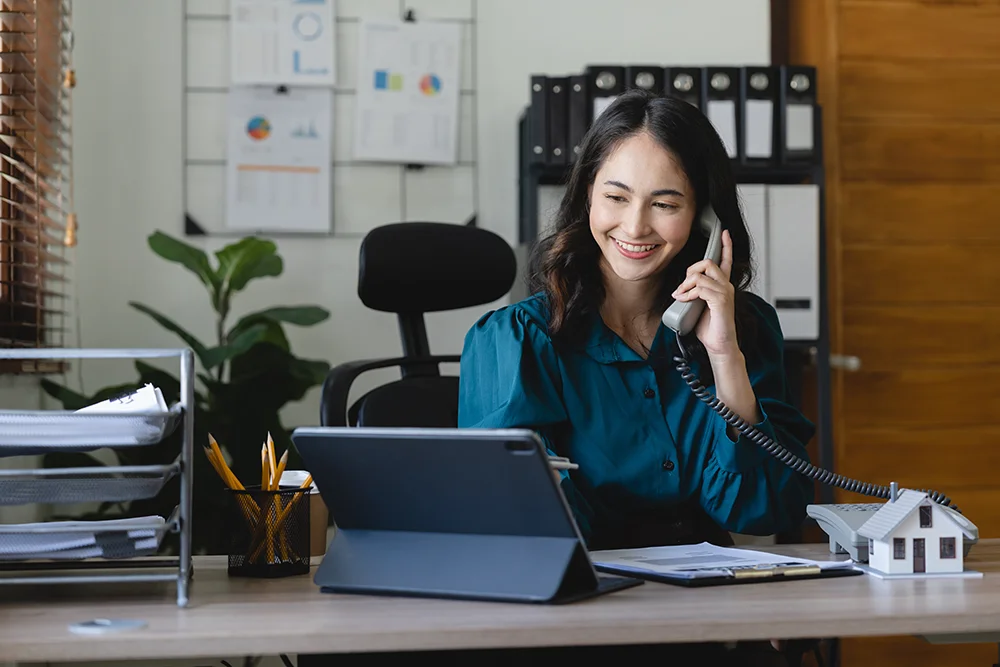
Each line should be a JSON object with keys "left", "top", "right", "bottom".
{"left": 919, "top": 506, "right": 932, "bottom": 528}
{"left": 893, "top": 538, "right": 905, "bottom": 559}
{"left": 940, "top": 537, "right": 956, "bottom": 559}
{"left": 869, "top": 538, "right": 874, "bottom": 556}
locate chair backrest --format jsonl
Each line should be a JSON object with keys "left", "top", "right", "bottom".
{"left": 321, "top": 222, "right": 517, "bottom": 428}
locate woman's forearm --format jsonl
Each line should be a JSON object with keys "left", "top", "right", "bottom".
{"left": 709, "top": 350, "right": 762, "bottom": 439}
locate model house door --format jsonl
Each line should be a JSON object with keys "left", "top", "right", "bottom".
{"left": 913, "top": 538, "right": 925, "bottom": 573}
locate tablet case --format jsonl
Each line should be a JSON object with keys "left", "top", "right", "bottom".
{"left": 291, "top": 427, "right": 643, "bottom": 604}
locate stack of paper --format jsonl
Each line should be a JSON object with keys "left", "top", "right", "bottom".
{"left": 590, "top": 541, "right": 856, "bottom": 581}
{"left": 76, "top": 383, "right": 168, "bottom": 414}
{"left": 0, "top": 516, "right": 166, "bottom": 561}
{"left": 0, "top": 383, "right": 175, "bottom": 453}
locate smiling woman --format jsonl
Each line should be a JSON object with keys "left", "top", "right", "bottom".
{"left": 457, "top": 89, "right": 816, "bottom": 664}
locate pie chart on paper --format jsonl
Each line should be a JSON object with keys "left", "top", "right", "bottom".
{"left": 246, "top": 116, "right": 271, "bottom": 141}
{"left": 419, "top": 74, "right": 442, "bottom": 96}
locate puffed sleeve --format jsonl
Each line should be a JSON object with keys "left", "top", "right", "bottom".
{"left": 698, "top": 295, "right": 816, "bottom": 536}
{"left": 457, "top": 303, "right": 596, "bottom": 538}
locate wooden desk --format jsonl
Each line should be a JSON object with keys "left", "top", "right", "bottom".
{"left": 3, "top": 542, "right": 1000, "bottom": 663}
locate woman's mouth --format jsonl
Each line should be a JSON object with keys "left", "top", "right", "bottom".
{"left": 613, "top": 237, "right": 660, "bottom": 259}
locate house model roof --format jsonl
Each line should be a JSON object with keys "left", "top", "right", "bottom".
{"left": 857, "top": 489, "right": 976, "bottom": 541}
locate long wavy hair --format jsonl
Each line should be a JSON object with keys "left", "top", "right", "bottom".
{"left": 527, "top": 89, "right": 758, "bottom": 360}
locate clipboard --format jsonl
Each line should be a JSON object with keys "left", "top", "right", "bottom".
{"left": 593, "top": 561, "right": 863, "bottom": 588}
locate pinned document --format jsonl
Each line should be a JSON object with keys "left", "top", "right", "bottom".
{"left": 352, "top": 20, "right": 462, "bottom": 165}
{"left": 230, "top": 0, "right": 336, "bottom": 87}
{"left": 225, "top": 86, "right": 333, "bottom": 233}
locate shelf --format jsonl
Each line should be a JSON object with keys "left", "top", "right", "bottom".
{"left": 523, "top": 161, "right": 822, "bottom": 188}
{"left": 0, "top": 507, "right": 176, "bottom": 563}
{"left": 0, "top": 460, "right": 180, "bottom": 506}
{"left": 0, "top": 347, "right": 195, "bottom": 606}
{"left": 0, "top": 404, "right": 183, "bottom": 452}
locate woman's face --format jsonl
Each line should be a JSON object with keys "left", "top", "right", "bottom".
{"left": 588, "top": 131, "right": 696, "bottom": 287}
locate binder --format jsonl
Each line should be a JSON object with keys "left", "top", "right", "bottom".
{"left": 779, "top": 65, "right": 818, "bottom": 164}
{"left": 737, "top": 183, "right": 768, "bottom": 301}
{"left": 586, "top": 64, "right": 625, "bottom": 121}
{"left": 740, "top": 66, "right": 778, "bottom": 165}
{"left": 528, "top": 75, "right": 548, "bottom": 165}
{"left": 547, "top": 76, "right": 569, "bottom": 166}
{"left": 567, "top": 74, "right": 589, "bottom": 162}
{"left": 704, "top": 66, "right": 741, "bottom": 160}
{"left": 625, "top": 65, "right": 665, "bottom": 95}
{"left": 766, "top": 184, "right": 820, "bottom": 341}
{"left": 292, "top": 427, "right": 643, "bottom": 604}
{"left": 665, "top": 66, "right": 703, "bottom": 110}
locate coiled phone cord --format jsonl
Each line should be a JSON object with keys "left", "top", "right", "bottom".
{"left": 672, "top": 332, "right": 959, "bottom": 511}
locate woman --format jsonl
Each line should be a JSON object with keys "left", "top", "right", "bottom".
{"left": 459, "top": 89, "right": 815, "bottom": 551}
{"left": 460, "top": 90, "right": 821, "bottom": 667}
{"left": 454, "top": 89, "right": 815, "bottom": 666}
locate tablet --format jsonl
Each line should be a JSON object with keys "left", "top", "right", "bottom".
{"left": 291, "top": 426, "right": 642, "bottom": 604}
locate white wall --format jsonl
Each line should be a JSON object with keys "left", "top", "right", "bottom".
{"left": 68, "top": 0, "right": 770, "bottom": 431}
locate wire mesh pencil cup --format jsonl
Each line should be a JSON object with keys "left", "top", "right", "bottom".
{"left": 227, "top": 486, "right": 311, "bottom": 578}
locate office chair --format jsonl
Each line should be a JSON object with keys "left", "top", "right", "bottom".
{"left": 320, "top": 221, "right": 517, "bottom": 428}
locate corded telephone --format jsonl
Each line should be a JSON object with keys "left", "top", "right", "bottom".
{"left": 661, "top": 206, "right": 979, "bottom": 563}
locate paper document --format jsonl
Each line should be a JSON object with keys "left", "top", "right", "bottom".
{"left": 591, "top": 542, "right": 856, "bottom": 580}
{"left": 230, "top": 0, "right": 336, "bottom": 86}
{"left": 76, "top": 383, "right": 167, "bottom": 414}
{"left": 0, "top": 516, "right": 166, "bottom": 560}
{"left": 352, "top": 20, "right": 462, "bottom": 165}
{"left": 225, "top": 86, "right": 333, "bottom": 232}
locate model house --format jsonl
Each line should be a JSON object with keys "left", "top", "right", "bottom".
{"left": 859, "top": 488, "right": 975, "bottom": 576}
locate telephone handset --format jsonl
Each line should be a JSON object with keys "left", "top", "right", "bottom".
{"left": 660, "top": 206, "right": 977, "bottom": 563}
{"left": 661, "top": 205, "right": 724, "bottom": 336}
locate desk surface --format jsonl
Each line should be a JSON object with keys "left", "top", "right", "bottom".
{"left": 4, "top": 541, "right": 1000, "bottom": 663}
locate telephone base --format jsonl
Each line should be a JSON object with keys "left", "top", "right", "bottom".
{"left": 807, "top": 502, "right": 979, "bottom": 564}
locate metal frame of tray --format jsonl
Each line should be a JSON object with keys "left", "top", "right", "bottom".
{"left": 0, "top": 348, "right": 194, "bottom": 606}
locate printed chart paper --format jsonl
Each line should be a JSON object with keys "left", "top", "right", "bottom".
{"left": 230, "top": 0, "right": 336, "bottom": 86}
{"left": 353, "top": 20, "right": 462, "bottom": 165}
{"left": 225, "top": 87, "right": 333, "bottom": 232}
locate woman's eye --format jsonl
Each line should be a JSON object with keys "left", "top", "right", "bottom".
{"left": 653, "top": 202, "right": 678, "bottom": 210}
{"left": 604, "top": 194, "right": 626, "bottom": 203}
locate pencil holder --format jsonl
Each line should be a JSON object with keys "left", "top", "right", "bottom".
{"left": 227, "top": 485, "right": 310, "bottom": 578}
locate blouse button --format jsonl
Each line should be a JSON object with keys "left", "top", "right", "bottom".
{"left": 643, "top": 387, "right": 655, "bottom": 398}
{"left": 662, "top": 460, "right": 675, "bottom": 471}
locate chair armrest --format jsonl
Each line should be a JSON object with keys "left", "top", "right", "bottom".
{"left": 320, "top": 355, "right": 461, "bottom": 426}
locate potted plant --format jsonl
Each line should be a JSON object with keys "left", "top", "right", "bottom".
{"left": 41, "top": 231, "right": 331, "bottom": 554}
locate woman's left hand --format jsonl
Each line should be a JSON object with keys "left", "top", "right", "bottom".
{"left": 670, "top": 229, "right": 738, "bottom": 359}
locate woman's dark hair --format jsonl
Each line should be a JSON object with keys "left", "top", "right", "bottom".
{"left": 527, "top": 88, "right": 758, "bottom": 355}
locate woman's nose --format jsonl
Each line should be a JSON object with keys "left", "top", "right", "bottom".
{"left": 618, "top": 205, "right": 651, "bottom": 239}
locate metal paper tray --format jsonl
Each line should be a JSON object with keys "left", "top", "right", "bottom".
{"left": 0, "top": 404, "right": 183, "bottom": 451}
{"left": 0, "top": 463, "right": 179, "bottom": 506}
{"left": 0, "top": 509, "right": 176, "bottom": 562}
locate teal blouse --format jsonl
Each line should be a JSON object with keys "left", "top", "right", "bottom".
{"left": 457, "top": 292, "right": 815, "bottom": 547}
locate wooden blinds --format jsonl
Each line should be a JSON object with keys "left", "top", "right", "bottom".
{"left": 0, "top": 0, "right": 73, "bottom": 365}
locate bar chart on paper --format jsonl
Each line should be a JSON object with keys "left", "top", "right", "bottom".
{"left": 225, "top": 87, "right": 333, "bottom": 233}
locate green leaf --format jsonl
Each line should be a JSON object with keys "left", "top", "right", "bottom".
{"left": 129, "top": 302, "right": 211, "bottom": 368}
{"left": 214, "top": 238, "right": 282, "bottom": 297}
{"left": 287, "top": 357, "right": 331, "bottom": 385}
{"left": 39, "top": 379, "right": 90, "bottom": 410}
{"left": 148, "top": 231, "right": 221, "bottom": 294}
{"left": 228, "top": 306, "right": 329, "bottom": 338}
{"left": 202, "top": 322, "right": 270, "bottom": 369}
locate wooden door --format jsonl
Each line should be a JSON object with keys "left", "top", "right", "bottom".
{"left": 784, "top": 0, "right": 1000, "bottom": 664}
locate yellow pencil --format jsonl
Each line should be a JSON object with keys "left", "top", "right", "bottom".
{"left": 273, "top": 450, "right": 289, "bottom": 489}
{"left": 266, "top": 433, "right": 277, "bottom": 489}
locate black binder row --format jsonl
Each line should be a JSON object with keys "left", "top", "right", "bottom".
{"left": 527, "top": 64, "right": 819, "bottom": 170}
